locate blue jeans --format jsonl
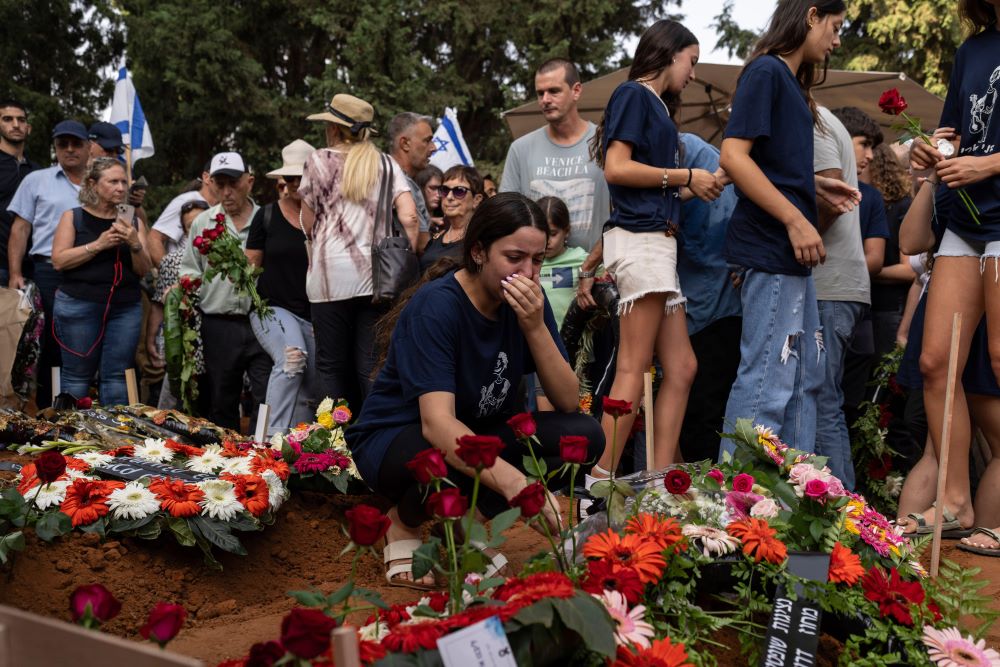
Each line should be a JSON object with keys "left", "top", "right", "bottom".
{"left": 816, "top": 300, "right": 865, "bottom": 490}
{"left": 721, "top": 270, "right": 824, "bottom": 458}
{"left": 250, "top": 307, "right": 319, "bottom": 435}
{"left": 52, "top": 290, "right": 142, "bottom": 406}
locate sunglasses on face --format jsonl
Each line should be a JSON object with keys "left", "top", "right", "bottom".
{"left": 283, "top": 176, "right": 301, "bottom": 184}
{"left": 55, "top": 137, "right": 84, "bottom": 149}
{"left": 438, "top": 185, "right": 470, "bottom": 199}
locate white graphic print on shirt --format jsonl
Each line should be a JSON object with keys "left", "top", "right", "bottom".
{"left": 968, "top": 65, "right": 1000, "bottom": 154}
{"left": 478, "top": 351, "right": 511, "bottom": 417}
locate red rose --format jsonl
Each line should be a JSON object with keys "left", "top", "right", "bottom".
{"left": 867, "top": 454, "right": 892, "bottom": 481}
{"left": 663, "top": 469, "right": 691, "bottom": 494}
{"left": 405, "top": 448, "right": 448, "bottom": 484}
{"left": 506, "top": 412, "right": 536, "bottom": 438}
{"left": 193, "top": 235, "right": 204, "bottom": 248}
{"left": 69, "top": 584, "right": 121, "bottom": 625}
{"left": 601, "top": 397, "right": 632, "bottom": 418}
{"left": 456, "top": 434, "right": 505, "bottom": 469}
{"left": 140, "top": 602, "right": 186, "bottom": 647}
{"left": 35, "top": 450, "right": 67, "bottom": 484}
{"left": 344, "top": 504, "right": 391, "bottom": 546}
{"left": 509, "top": 482, "right": 547, "bottom": 518}
{"left": 198, "top": 244, "right": 210, "bottom": 255}
{"left": 427, "top": 488, "right": 468, "bottom": 519}
{"left": 279, "top": 607, "right": 337, "bottom": 659}
{"left": 878, "top": 88, "right": 908, "bottom": 115}
{"left": 214, "top": 213, "right": 226, "bottom": 223}
{"left": 732, "top": 473, "right": 755, "bottom": 493}
{"left": 246, "top": 640, "right": 285, "bottom": 667}
{"left": 559, "top": 435, "right": 590, "bottom": 464}
{"left": 75, "top": 396, "right": 93, "bottom": 409}
{"left": 707, "top": 469, "right": 725, "bottom": 486}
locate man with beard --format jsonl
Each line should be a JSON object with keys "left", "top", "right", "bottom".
{"left": 499, "top": 58, "right": 609, "bottom": 251}
{"left": 387, "top": 112, "right": 436, "bottom": 251}
{"left": 0, "top": 100, "right": 37, "bottom": 286}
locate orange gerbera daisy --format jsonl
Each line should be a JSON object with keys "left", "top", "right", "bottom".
{"left": 64, "top": 458, "right": 91, "bottom": 473}
{"left": 61, "top": 478, "right": 114, "bottom": 527}
{"left": 626, "top": 513, "right": 687, "bottom": 553}
{"left": 612, "top": 636, "right": 694, "bottom": 667}
{"left": 726, "top": 518, "right": 788, "bottom": 565}
{"left": 149, "top": 478, "right": 204, "bottom": 517}
{"left": 164, "top": 439, "right": 205, "bottom": 458}
{"left": 220, "top": 440, "right": 246, "bottom": 458}
{"left": 228, "top": 474, "right": 270, "bottom": 516}
{"left": 828, "top": 541, "right": 865, "bottom": 585}
{"left": 17, "top": 463, "right": 39, "bottom": 494}
{"left": 250, "top": 453, "right": 290, "bottom": 481}
{"left": 583, "top": 529, "right": 666, "bottom": 584}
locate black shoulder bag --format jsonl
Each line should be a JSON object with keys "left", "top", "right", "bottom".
{"left": 370, "top": 154, "right": 419, "bottom": 304}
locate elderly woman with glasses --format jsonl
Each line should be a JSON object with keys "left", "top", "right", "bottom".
{"left": 418, "top": 165, "right": 484, "bottom": 273}
{"left": 50, "top": 157, "right": 152, "bottom": 405}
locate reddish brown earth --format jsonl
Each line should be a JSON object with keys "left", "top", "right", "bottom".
{"left": 1, "top": 446, "right": 998, "bottom": 666}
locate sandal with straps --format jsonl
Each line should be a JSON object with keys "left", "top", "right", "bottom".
{"left": 383, "top": 538, "right": 439, "bottom": 591}
{"left": 899, "top": 502, "right": 974, "bottom": 539}
{"left": 958, "top": 527, "right": 1000, "bottom": 557}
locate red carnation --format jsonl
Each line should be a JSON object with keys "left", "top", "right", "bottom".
{"left": 405, "top": 448, "right": 448, "bottom": 485}
{"left": 559, "top": 435, "right": 590, "bottom": 464}
{"left": 509, "top": 482, "right": 547, "bottom": 518}
{"left": 69, "top": 584, "right": 121, "bottom": 626}
{"left": 382, "top": 622, "right": 445, "bottom": 653}
{"left": 506, "top": 412, "right": 537, "bottom": 438}
{"left": 602, "top": 396, "right": 633, "bottom": 418}
{"left": 427, "top": 487, "right": 468, "bottom": 519}
{"left": 878, "top": 88, "right": 908, "bottom": 115}
{"left": 861, "top": 567, "right": 925, "bottom": 626}
{"left": 140, "top": 602, "right": 186, "bottom": 647}
{"left": 663, "top": 469, "right": 691, "bottom": 495}
{"left": 344, "top": 504, "right": 391, "bottom": 547}
{"left": 455, "top": 434, "right": 505, "bottom": 469}
{"left": 280, "top": 607, "right": 337, "bottom": 659}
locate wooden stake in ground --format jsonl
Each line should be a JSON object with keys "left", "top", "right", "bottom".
{"left": 643, "top": 371, "right": 654, "bottom": 471}
{"left": 50, "top": 367, "right": 60, "bottom": 404}
{"left": 254, "top": 404, "right": 270, "bottom": 444}
{"left": 931, "top": 313, "right": 963, "bottom": 578}
{"left": 125, "top": 368, "right": 139, "bottom": 405}
{"left": 331, "top": 626, "right": 361, "bottom": 667}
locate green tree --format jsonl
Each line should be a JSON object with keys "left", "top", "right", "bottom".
{"left": 0, "top": 0, "right": 125, "bottom": 162}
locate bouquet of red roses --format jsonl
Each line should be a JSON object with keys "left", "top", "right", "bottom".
{"left": 879, "top": 88, "right": 980, "bottom": 224}
{"left": 194, "top": 212, "right": 272, "bottom": 317}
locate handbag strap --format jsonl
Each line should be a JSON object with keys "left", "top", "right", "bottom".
{"left": 372, "top": 154, "right": 392, "bottom": 246}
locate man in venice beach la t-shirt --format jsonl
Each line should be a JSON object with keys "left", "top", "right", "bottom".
{"left": 500, "top": 58, "right": 610, "bottom": 251}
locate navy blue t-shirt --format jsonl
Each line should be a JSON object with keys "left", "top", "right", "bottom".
{"left": 723, "top": 55, "right": 818, "bottom": 276}
{"left": 603, "top": 81, "right": 682, "bottom": 233}
{"left": 939, "top": 29, "right": 1000, "bottom": 241}
{"left": 345, "top": 271, "right": 567, "bottom": 487}
{"left": 859, "top": 182, "right": 890, "bottom": 240}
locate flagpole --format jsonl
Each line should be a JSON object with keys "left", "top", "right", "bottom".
{"left": 125, "top": 145, "right": 133, "bottom": 187}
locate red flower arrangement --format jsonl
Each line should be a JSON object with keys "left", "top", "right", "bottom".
{"left": 191, "top": 210, "right": 271, "bottom": 317}
{"left": 149, "top": 478, "right": 205, "bottom": 518}
{"left": 581, "top": 559, "right": 645, "bottom": 605}
{"left": 861, "top": 566, "right": 926, "bottom": 626}
{"left": 61, "top": 478, "right": 122, "bottom": 527}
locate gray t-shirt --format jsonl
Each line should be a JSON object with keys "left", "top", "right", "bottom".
{"left": 499, "top": 122, "right": 609, "bottom": 250}
{"left": 812, "top": 107, "right": 870, "bottom": 305}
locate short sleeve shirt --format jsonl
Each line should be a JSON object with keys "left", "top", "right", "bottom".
{"left": 723, "top": 55, "right": 818, "bottom": 276}
{"left": 152, "top": 190, "right": 204, "bottom": 255}
{"left": 345, "top": 272, "right": 566, "bottom": 485}
{"left": 299, "top": 149, "right": 409, "bottom": 302}
{"left": 859, "top": 183, "right": 890, "bottom": 241}
{"left": 602, "top": 81, "right": 682, "bottom": 233}
{"left": 939, "top": 30, "right": 1000, "bottom": 241}
{"left": 7, "top": 165, "right": 81, "bottom": 258}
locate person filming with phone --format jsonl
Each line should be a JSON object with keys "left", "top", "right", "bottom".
{"left": 50, "top": 157, "right": 151, "bottom": 406}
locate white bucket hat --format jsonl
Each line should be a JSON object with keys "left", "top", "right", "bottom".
{"left": 265, "top": 139, "right": 316, "bottom": 179}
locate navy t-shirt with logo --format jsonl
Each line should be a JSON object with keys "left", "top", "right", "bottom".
{"left": 723, "top": 55, "right": 818, "bottom": 276}
{"left": 939, "top": 28, "right": 1000, "bottom": 242}
{"left": 345, "top": 271, "right": 566, "bottom": 487}
{"left": 602, "top": 81, "right": 682, "bottom": 233}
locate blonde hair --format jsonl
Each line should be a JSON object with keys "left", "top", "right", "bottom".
{"left": 333, "top": 125, "right": 381, "bottom": 203}
{"left": 78, "top": 157, "right": 125, "bottom": 207}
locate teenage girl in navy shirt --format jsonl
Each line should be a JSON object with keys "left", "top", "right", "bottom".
{"left": 347, "top": 193, "right": 603, "bottom": 589}
{"left": 718, "top": 0, "right": 858, "bottom": 458}
{"left": 903, "top": 0, "right": 1000, "bottom": 545}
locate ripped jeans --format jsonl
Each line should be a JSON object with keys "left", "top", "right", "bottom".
{"left": 250, "top": 307, "right": 319, "bottom": 436}
{"left": 720, "top": 270, "right": 824, "bottom": 459}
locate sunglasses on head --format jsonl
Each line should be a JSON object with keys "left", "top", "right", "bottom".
{"left": 438, "top": 185, "right": 471, "bottom": 199}
{"left": 180, "top": 200, "right": 210, "bottom": 215}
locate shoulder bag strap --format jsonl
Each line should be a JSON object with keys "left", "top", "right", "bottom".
{"left": 383, "top": 155, "right": 397, "bottom": 238}
{"left": 372, "top": 155, "right": 390, "bottom": 246}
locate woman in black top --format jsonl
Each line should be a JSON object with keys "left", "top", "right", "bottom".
{"left": 246, "top": 139, "right": 318, "bottom": 435}
{"left": 51, "top": 157, "right": 151, "bottom": 405}
{"left": 419, "top": 166, "right": 484, "bottom": 272}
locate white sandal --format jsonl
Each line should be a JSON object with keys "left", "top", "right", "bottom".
{"left": 383, "top": 539, "right": 438, "bottom": 591}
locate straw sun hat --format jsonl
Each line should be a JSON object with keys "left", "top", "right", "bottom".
{"left": 306, "top": 93, "right": 378, "bottom": 136}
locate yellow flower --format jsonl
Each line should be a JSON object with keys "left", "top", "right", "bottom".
{"left": 317, "top": 412, "right": 334, "bottom": 429}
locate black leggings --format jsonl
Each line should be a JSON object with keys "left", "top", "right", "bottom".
{"left": 377, "top": 412, "right": 604, "bottom": 528}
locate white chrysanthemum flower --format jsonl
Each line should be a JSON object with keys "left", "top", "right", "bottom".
{"left": 682, "top": 524, "right": 740, "bottom": 558}
{"left": 133, "top": 438, "right": 173, "bottom": 463}
{"left": 185, "top": 449, "right": 225, "bottom": 473}
{"left": 65, "top": 467, "right": 92, "bottom": 480}
{"left": 108, "top": 482, "right": 161, "bottom": 520}
{"left": 884, "top": 475, "right": 904, "bottom": 497}
{"left": 198, "top": 479, "right": 243, "bottom": 521}
{"left": 74, "top": 451, "right": 114, "bottom": 469}
{"left": 359, "top": 621, "right": 389, "bottom": 642}
{"left": 24, "top": 480, "right": 70, "bottom": 510}
{"left": 220, "top": 456, "right": 253, "bottom": 476}
{"left": 261, "top": 470, "right": 289, "bottom": 511}
{"left": 317, "top": 397, "right": 334, "bottom": 416}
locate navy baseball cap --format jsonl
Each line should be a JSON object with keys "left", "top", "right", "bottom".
{"left": 88, "top": 121, "right": 124, "bottom": 151}
{"left": 51, "top": 120, "right": 88, "bottom": 141}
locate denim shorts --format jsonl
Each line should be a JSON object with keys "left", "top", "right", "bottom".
{"left": 936, "top": 229, "right": 1000, "bottom": 281}
{"left": 603, "top": 226, "right": 685, "bottom": 315}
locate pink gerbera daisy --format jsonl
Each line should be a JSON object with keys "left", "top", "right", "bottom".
{"left": 923, "top": 625, "right": 1000, "bottom": 667}
{"left": 593, "top": 590, "right": 655, "bottom": 649}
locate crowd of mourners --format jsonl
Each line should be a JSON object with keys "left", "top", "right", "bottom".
{"left": 2, "top": 0, "right": 1000, "bottom": 585}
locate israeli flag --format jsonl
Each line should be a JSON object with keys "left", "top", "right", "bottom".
{"left": 109, "top": 66, "right": 155, "bottom": 165}
{"left": 429, "top": 107, "right": 474, "bottom": 171}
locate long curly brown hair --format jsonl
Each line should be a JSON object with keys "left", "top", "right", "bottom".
{"left": 868, "top": 144, "right": 912, "bottom": 204}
